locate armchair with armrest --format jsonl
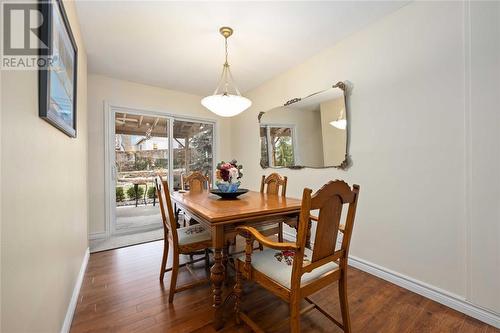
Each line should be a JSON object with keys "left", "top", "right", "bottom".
{"left": 234, "top": 180, "right": 360, "bottom": 333}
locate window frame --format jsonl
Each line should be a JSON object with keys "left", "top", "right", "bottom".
{"left": 105, "top": 103, "right": 217, "bottom": 238}
{"left": 260, "top": 123, "right": 297, "bottom": 167}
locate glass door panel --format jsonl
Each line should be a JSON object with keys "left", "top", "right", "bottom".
{"left": 114, "top": 112, "right": 169, "bottom": 234}
{"left": 172, "top": 120, "right": 214, "bottom": 190}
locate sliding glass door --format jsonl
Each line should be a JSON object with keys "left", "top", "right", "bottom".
{"left": 114, "top": 113, "right": 169, "bottom": 234}
{"left": 111, "top": 110, "right": 215, "bottom": 236}
{"left": 172, "top": 120, "right": 214, "bottom": 190}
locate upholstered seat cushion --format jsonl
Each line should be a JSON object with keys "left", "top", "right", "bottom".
{"left": 177, "top": 225, "right": 211, "bottom": 246}
{"left": 237, "top": 247, "right": 338, "bottom": 289}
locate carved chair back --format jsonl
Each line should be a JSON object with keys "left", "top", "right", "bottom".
{"left": 291, "top": 180, "right": 360, "bottom": 289}
{"left": 260, "top": 173, "right": 288, "bottom": 196}
{"left": 155, "top": 176, "right": 179, "bottom": 246}
{"left": 181, "top": 172, "right": 210, "bottom": 192}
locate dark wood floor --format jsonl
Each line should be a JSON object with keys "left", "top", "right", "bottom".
{"left": 71, "top": 240, "right": 498, "bottom": 333}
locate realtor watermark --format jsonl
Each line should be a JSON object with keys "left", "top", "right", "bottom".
{"left": 1, "top": 1, "right": 56, "bottom": 70}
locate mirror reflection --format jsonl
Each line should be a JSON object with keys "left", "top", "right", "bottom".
{"left": 259, "top": 83, "right": 348, "bottom": 169}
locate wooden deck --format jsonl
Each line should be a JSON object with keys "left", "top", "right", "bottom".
{"left": 71, "top": 240, "right": 498, "bottom": 333}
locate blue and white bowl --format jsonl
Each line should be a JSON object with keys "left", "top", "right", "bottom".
{"left": 216, "top": 181, "right": 241, "bottom": 193}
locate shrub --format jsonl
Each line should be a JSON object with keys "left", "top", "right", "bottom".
{"left": 116, "top": 187, "right": 125, "bottom": 202}
{"left": 127, "top": 186, "right": 144, "bottom": 200}
{"left": 147, "top": 185, "right": 156, "bottom": 199}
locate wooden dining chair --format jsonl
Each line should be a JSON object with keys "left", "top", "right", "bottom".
{"left": 178, "top": 171, "right": 211, "bottom": 226}
{"left": 181, "top": 171, "right": 210, "bottom": 191}
{"left": 155, "top": 176, "right": 212, "bottom": 303}
{"left": 234, "top": 180, "right": 360, "bottom": 333}
{"left": 256, "top": 173, "right": 288, "bottom": 242}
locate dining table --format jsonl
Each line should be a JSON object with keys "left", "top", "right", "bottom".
{"left": 170, "top": 189, "right": 305, "bottom": 330}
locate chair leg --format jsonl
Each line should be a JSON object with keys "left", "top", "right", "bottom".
{"left": 339, "top": 270, "right": 352, "bottom": 333}
{"left": 289, "top": 294, "right": 301, "bottom": 333}
{"left": 168, "top": 255, "right": 179, "bottom": 303}
{"left": 234, "top": 264, "right": 243, "bottom": 324}
{"left": 278, "top": 222, "right": 284, "bottom": 242}
{"left": 159, "top": 239, "right": 169, "bottom": 281}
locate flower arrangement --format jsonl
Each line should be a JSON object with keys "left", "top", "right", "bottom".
{"left": 215, "top": 160, "right": 243, "bottom": 192}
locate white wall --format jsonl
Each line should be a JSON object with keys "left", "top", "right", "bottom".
{"left": 0, "top": 46, "right": 2, "bottom": 332}
{"left": 87, "top": 74, "right": 232, "bottom": 235}
{"left": 468, "top": 0, "right": 500, "bottom": 313}
{"left": 231, "top": 1, "right": 499, "bottom": 315}
{"left": 1, "top": 1, "right": 89, "bottom": 331}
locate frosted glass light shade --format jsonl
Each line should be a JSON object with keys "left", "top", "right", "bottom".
{"left": 330, "top": 119, "right": 347, "bottom": 130}
{"left": 201, "top": 94, "right": 252, "bottom": 117}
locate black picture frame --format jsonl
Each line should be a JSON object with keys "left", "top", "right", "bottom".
{"left": 38, "top": 0, "right": 78, "bottom": 138}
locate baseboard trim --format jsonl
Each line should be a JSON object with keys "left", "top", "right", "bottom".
{"left": 61, "top": 247, "right": 90, "bottom": 333}
{"left": 89, "top": 232, "right": 106, "bottom": 240}
{"left": 283, "top": 230, "right": 499, "bottom": 328}
{"left": 348, "top": 256, "right": 500, "bottom": 329}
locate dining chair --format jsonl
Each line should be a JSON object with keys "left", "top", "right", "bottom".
{"left": 234, "top": 180, "right": 360, "bottom": 332}
{"left": 155, "top": 176, "right": 212, "bottom": 303}
{"left": 256, "top": 173, "right": 288, "bottom": 242}
{"left": 181, "top": 171, "right": 210, "bottom": 191}
{"left": 178, "top": 171, "right": 211, "bottom": 226}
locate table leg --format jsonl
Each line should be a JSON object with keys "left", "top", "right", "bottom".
{"left": 134, "top": 184, "right": 139, "bottom": 207}
{"left": 211, "top": 226, "right": 225, "bottom": 330}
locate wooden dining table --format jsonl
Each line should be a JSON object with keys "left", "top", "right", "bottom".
{"left": 171, "top": 189, "right": 304, "bottom": 329}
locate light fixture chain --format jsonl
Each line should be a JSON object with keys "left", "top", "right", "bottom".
{"left": 225, "top": 37, "right": 228, "bottom": 65}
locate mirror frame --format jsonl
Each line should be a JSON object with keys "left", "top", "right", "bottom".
{"left": 258, "top": 81, "right": 351, "bottom": 170}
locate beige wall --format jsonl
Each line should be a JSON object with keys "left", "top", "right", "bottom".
{"left": 1, "top": 1, "right": 89, "bottom": 332}
{"left": 87, "top": 74, "right": 232, "bottom": 235}
{"left": 468, "top": 0, "right": 500, "bottom": 313}
{"left": 319, "top": 97, "right": 347, "bottom": 166}
{"left": 231, "top": 1, "right": 499, "bottom": 314}
{"left": 0, "top": 47, "right": 2, "bottom": 332}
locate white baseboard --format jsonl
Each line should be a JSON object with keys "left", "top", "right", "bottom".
{"left": 61, "top": 247, "right": 90, "bottom": 333}
{"left": 348, "top": 256, "right": 500, "bottom": 329}
{"left": 89, "top": 231, "right": 106, "bottom": 240}
{"left": 283, "top": 230, "right": 499, "bottom": 328}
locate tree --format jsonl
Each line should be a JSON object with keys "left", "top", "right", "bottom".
{"left": 189, "top": 127, "right": 213, "bottom": 177}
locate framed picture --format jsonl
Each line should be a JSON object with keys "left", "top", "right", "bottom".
{"left": 39, "top": 0, "right": 78, "bottom": 138}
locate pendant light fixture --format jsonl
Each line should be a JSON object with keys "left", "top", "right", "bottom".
{"left": 330, "top": 107, "right": 347, "bottom": 130}
{"left": 201, "top": 27, "right": 252, "bottom": 117}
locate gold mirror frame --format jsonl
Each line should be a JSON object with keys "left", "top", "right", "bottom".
{"left": 258, "top": 81, "right": 351, "bottom": 170}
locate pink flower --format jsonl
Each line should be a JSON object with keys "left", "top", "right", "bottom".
{"left": 221, "top": 163, "right": 233, "bottom": 170}
{"left": 228, "top": 167, "right": 239, "bottom": 180}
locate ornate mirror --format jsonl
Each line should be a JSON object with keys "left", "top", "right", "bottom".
{"left": 259, "top": 82, "right": 350, "bottom": 169}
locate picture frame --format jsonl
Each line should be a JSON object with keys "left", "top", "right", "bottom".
{"left": 38, "top": 0, "right": 78, "bottom": 138}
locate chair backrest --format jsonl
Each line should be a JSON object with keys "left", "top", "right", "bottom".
{"left": 155, "top": 176, "right": 179, "bottom": 245}
{"left": 181, "top": 171, "right": 210, "bottom": 192}
{"left": 260, "top": 173, "right": 288, "bottom": 196}
{"left": 292, "top": 180, "right": 360, "bottom": 284}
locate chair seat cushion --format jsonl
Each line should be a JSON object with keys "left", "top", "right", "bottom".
{"left": 177, "top": 225, "right": 211, "bottom": 246}
{"left": 237, "top": 247, "right": 338, "bottom": 289}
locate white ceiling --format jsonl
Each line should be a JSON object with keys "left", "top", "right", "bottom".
{"left": 75, "top": 1, "right": 409, "bottom": 96}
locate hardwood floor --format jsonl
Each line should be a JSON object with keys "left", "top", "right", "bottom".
{"left": 71, "top": 240, "right": 498, "bottom": 333}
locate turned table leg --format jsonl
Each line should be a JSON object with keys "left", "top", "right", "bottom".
{"left": 211, "top": 226, "right": 225, "bottom": 330}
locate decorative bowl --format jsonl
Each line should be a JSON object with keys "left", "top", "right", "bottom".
{"left": 216, "top": 181, "right": 240, "bottom": 193}
{"left": 210, "top": 188, "right": 249, "bottom": 199}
